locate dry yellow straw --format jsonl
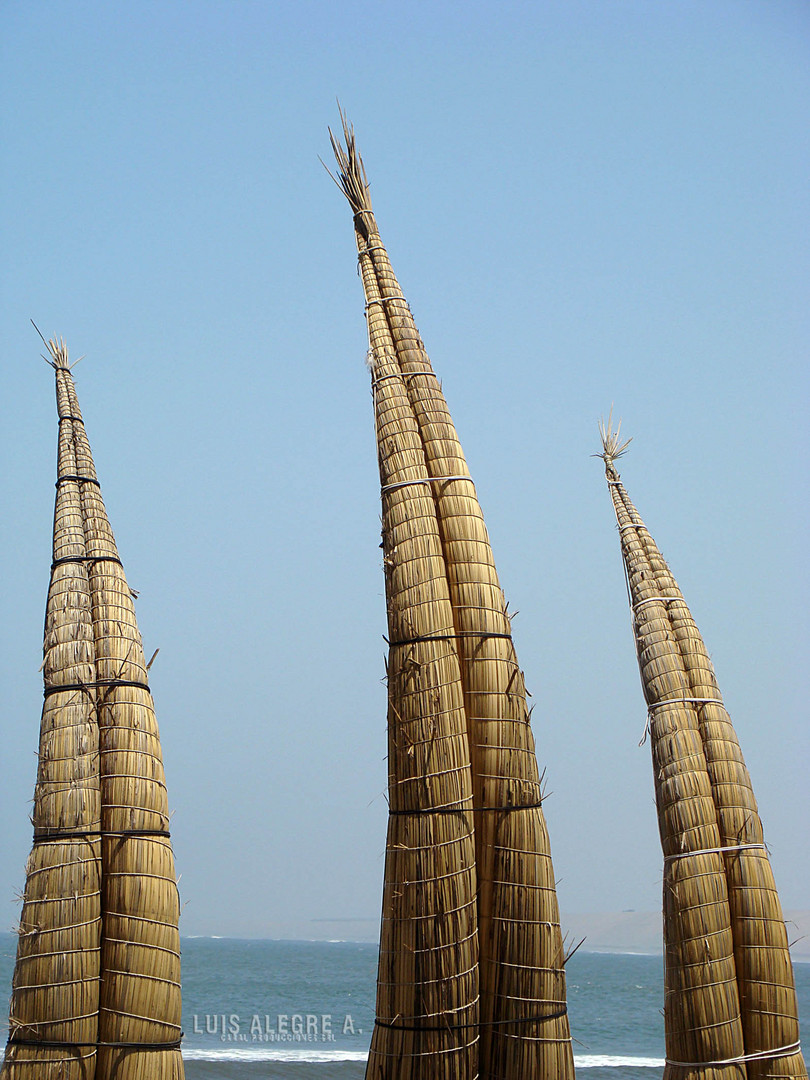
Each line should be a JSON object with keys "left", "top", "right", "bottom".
{"left": 330, "top": 122, "right": 480, "bottom": 1079}
{"left": 600, "top": 418, "right": 806, "bottom": 1080}
{"left": 331, "top": 116, "right": 574, "bottom": 1080}
{"left": 2, "top": 340, "right": 184, "bottom": 1080}
{"left": 365, "top": 237, "right": 481, "bottom": 1080}
{"left": 1, "top": 341, "right": 102, "bottom": 1079}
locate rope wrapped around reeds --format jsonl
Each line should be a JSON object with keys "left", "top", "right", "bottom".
{"left": 331, "top": 116, "right": 573, "bottom": 1080}
{"left": 361, "top": 219, "right": 481, "bottom": 1078}
{"left": 327, "top": 121, "right": 481, "bottom": 1077}
{"left": 599, "top": 418, "right": 806, "bottom": 1080}
{"left": 1, "top": 343, "right": 102, "bottom": 1079}
{"left": 2, "top": 340, "right": 185, "bottom": 1080}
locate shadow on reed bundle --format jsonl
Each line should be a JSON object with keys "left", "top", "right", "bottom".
{"left": 1, "top": 338, "right": 184, "bottom": 1080}
{"left": 599, "top": 419, "right": 806, "bottom": 1080}
{"left": 331, "top": 116, "right": 574, "bottom": 1080}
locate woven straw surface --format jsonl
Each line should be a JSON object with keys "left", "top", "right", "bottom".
{"left": 2, "top": 343, "right": 184, "bottom": 1080}
{"left": 364, "top": 271, "right": 480, "bottom": 1078}
{"left": 361, "top": 231, "right": 573, "bottom": 1080}
{"left": 332, "top": 119, "right": 573, "bottom": 1080}
{"left": 2, "top": 371, "right": 101, "bottom": 1078}
{"left": 602, "top": 443, "right": 805, "bottom": 1080}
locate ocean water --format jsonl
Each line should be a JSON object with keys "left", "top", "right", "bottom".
{"left": 0, "top": 934, "right": 807, "bottom": 1079}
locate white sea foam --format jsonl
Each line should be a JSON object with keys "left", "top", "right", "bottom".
{"left": 181, "top": 1047, "right": 664, "bottom": 1067}
{"left": 182, "top": 1047, "right": 369, "bottom": 1062}
{"left": 575, "top": 1055, "right": 665, "bottom": 1069}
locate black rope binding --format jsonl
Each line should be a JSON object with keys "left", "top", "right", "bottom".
{"left": 32, "top": 829, "right": 171, "bottom": 843}
{"left": 7, "top": 1036, "right": 183, "bottom": 1051}
{"left": 474, "top": 802, "right": 545, "bottom": 812}
{"left": 55, "top": 475, "right": 101, "bottom": 487}
{"left": 386, "top": 631, "right": 513, "bottom": 647}
{"left": 388, "top": 802, "right": 543, "bottom": 816}
{"left": 43, "top": 679, "right": 151, "bottom": 700}
{"left": 374, "top": 1005, "right": 568, "bottom": 1032}
{"left": 51, "top": 555, "right": 123, "bottom": 570}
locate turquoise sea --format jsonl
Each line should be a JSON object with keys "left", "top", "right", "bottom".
{"left": 0, "top": 934, "right": 807, "bottom": 1079}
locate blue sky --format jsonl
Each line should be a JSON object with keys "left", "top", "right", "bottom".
{"left": 1, "top": 1, "right": 807, "bottom": 939}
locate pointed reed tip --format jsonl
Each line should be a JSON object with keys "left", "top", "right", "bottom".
{"left": 327, "top": 104, "right": 373, "bottom": 221}
{"left": 596, "top": 407, "right": 632, "bottom": 477}
{"left": 31, "top": 322, "right": 84, "bottom": 371}
{"left": 31, "top": 320, "right": 56, "bottom": 367}
{"left": 31, "top": 322, "right": 68, "bottom": 370}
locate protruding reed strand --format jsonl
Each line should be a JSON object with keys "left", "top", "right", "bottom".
{"left": 328, "top": 108, "right": 374, "bottom": 234}
{"left": 597, "top": 408, "right": 632, "bottom": 478}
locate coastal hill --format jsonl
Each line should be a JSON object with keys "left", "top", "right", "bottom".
{"left": 561, "top": 911, "right": 810, "bottom": 962}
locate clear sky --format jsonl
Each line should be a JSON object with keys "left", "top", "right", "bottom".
{"left": 1, "top": 1, "right": 807, "bottom": 939}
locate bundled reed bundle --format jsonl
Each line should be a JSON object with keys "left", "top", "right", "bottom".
{"left": 599, "top": 422, "right": 806, "bottom": 1080}
{"left": 2, "top": 339, "right": 184, "bottom": 1080}
{"left": 336, "top": 158, "right": 480, "bottom": 1079}
{"left": 331, "top": 118, "right": 574, "bottom": 1080}
{"left": 1, "top": 348, "right": 103, "bottom": 1079}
